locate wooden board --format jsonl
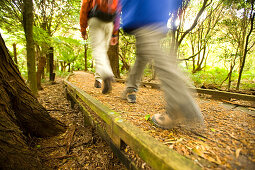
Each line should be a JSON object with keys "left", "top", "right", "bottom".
{"left": 64, "top": 80, "right": 200, "bottom": 170}
{"left": 115, "top": 79, "right": 255, "bottom": 102}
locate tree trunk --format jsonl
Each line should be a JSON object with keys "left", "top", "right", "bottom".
{"left": 227, "top": 65, "right": 233, "bottom": 91}
{"left": 227, "top": 51, "right": 238, "bottom": 90}
{"left": 13, "top": 43, "right": 18, "bottom": 64}
{"left": 84, "top": 43, "right": 88, "bottom": 71}
{"left": 61, "top": 61, "right": 67, "bottom": 72}
{"left": 68, "top": 63, "right": 71, "bottom": 72}
{"left": 42, "top": 67, "right": 45, "bottom": 79}
{"left": 37, "top": 56, "right": 46, "bottom": 90}
{"left": 23, "top": 0, "right": 37, "bottom": 95}
{"left": 108, "top": 42, "right": 120, "bottom": 78}
{"left": 236, "top": 3, "right": 254, "bottom": 90}
{"left": 60, "top": 61, "right": 63, "bottom": 71}
{"left": 0, "top": 34, "right": 66, "bottom": 169}
{"left": 49, "top": 47, "right": 55, "bottom": 81}
{"left": 119, "top": 54, "right": 130, "bottom": 71}
{"left": 35, "top": 44, "right": 46, "bottom": 90}
{"left": 46, "top": 53, "right": 50, "bottom": 73}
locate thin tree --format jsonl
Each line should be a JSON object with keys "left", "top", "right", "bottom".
{"left": 84, "top": 43, "right": 88, "bottom": 71}
{"left": 236, "top": 1, "right": 254, "bottom": 90}
{"left": 13, "top": 43, "right": 18, "bottom": 64}
{"left": 175, "top": 0, "right": 212, "bottom": 52}
{"left": 23, "top": 0, "right": 37, "bottom": 94}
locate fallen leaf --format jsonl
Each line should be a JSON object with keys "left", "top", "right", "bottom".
{"left": 198, "top": 136, "right": 206, "bottom": 142}
{"left": 235, "top": 148, "right": 242, "bottom": 158}
{"left": 144, "top": 114, "right": 150, "bottom": 121}
{"left": 192, "top": 146, "right": 205, "bottom": 157}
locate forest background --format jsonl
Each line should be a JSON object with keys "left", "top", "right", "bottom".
{"left": 0, "top": 0, "right": 254, "bottom": 95}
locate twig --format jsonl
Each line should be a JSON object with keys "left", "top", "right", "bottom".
{"left": 44, "top": 154, "right": 76, "bottom": 160}
{"left": 65, "top": 125, "right": 76, "bottom": 154}
{"left": 47, "top": 109, "right": 65, "bottom": 112}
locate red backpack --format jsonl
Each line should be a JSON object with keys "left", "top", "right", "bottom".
{"left": 89, "top": 0, "right": 119, "bottom": 22}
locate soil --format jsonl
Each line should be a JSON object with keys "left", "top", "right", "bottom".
{"left": 68, "top": 71, "right": 255, "bottom": 169}
{"left": 35, "top": 77, "right": 126, "bottom": 169}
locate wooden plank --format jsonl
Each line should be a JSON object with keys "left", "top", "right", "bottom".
{"left": 115, "top": 78, "right": 160, "bottom": 89}
{"left": 64, "top": 80, "right": 200, "bottom": 170}
{"left": 112, "top": 119, "right": 198, "bottom": 170}
{"left": 196, "top": 88, "right": 255, "bottom": 101}
{"left": 115, "top": 79, "right": 255, "bottom": 102}
{"left": 65, "top": 88, "right": 137, "bottom": 169}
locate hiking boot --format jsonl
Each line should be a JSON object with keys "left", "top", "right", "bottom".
{"left": 122, "top": 89, "right": 137, "bottom": 103}
{"left": 102, "top": 77, "right": 112, "bottom": 94}
{"left": 151, "top": 113, "right": 176, "bottom": 129}
{"left": 127, "top": 91, "right": 136, "bottom": 103}
{"left": 94, "top": 80, "right": 101, "bottom": 88}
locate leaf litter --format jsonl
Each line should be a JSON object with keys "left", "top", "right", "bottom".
{"left": 36, "top": 77, "right": 125, "bottom": 169}
{"left": 68, "top": 71, "right": 255, "bottom": 169}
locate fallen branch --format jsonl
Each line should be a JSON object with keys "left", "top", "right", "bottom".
{"left": 47, "top": 109, "right": 65, "bottom": 112}
{"left": 65, "top": 125, "right": 76, "bottom": 154}
{"left": 46, "top": 154, "right": 76, "bottom": 160}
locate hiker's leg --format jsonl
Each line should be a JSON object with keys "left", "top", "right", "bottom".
{"left": 134, "top": 26, "right": 203, "bottom": 126}
{"left": 94, "top": 65, "right": 102, "bottom": 83}
{"left": 125, "top": 46, "right": 149, "bottom": 93}
{"left": 88, "top": 18, "right": 114, "bottom": 80}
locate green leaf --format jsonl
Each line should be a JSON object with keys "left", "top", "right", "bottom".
{"left": 210, "top": 128, "right": 216, "bottom": 132}
{"left": 145, "top": 114, "right": 151, "bottom": 121}
{"left": 198, "top": 137, "right": 206, "bottom": 141}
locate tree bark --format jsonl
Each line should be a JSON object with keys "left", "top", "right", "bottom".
{"left": 227, "top": 51, "right": 238, "bottom": 90}
{"left": 23, "top": 0, "right": 37, "bottom": 95}
{"left": 49, "top": 47, "right": 55, "bottom": 81}
{"left": 0, "top": 33, "right": 66, "bottom": 169}
{"left": 13, "top": 43, "right": 18, "bottom": 64}
{"left": 35, "top": 44, "right": 46, "bottom": 90}
{"left": 84, "top": 43, "right": 88, "bottom": 71}
{"left": 37, "top": 56, "right": 46, "bottom": 90}
{"left": 108, "top": 42, "right": 120, "bottom": 78}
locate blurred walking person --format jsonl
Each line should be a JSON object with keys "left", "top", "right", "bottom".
{"left": 80, "top": 0, "right": 120, "bottom": 94}
{"left": 121, "top": 0, "right": 204, "bottom": 129}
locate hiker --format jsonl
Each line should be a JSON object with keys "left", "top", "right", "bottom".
{"left": 80, "top": 0, "right": 120, "bottom": 94}
{"left": 120, "top": 0, "right": 204, "bottom": 129}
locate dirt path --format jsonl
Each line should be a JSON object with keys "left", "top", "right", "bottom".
{"left": 68, "top": 71, "right": 255, "bottom": 169}
{"left": 36, "top": 77, "right": 126, "bottom": 169}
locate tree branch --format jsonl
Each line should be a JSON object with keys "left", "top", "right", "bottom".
{"left": 178, "top": 0, "right": 211, "bottom": 45}
{"left": 179, "top": 45, "right": 205, "bottom": 61}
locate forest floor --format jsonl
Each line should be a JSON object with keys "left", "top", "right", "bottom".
{"left": 68, "top": 71, "right": 255, "bottom": 169}
{"left": 35, "top": 77, "right": 126, "bottom": 169}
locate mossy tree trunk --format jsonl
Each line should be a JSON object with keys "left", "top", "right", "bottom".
{"left": 0, "top": 34, "right": 66, "bottom": 169}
